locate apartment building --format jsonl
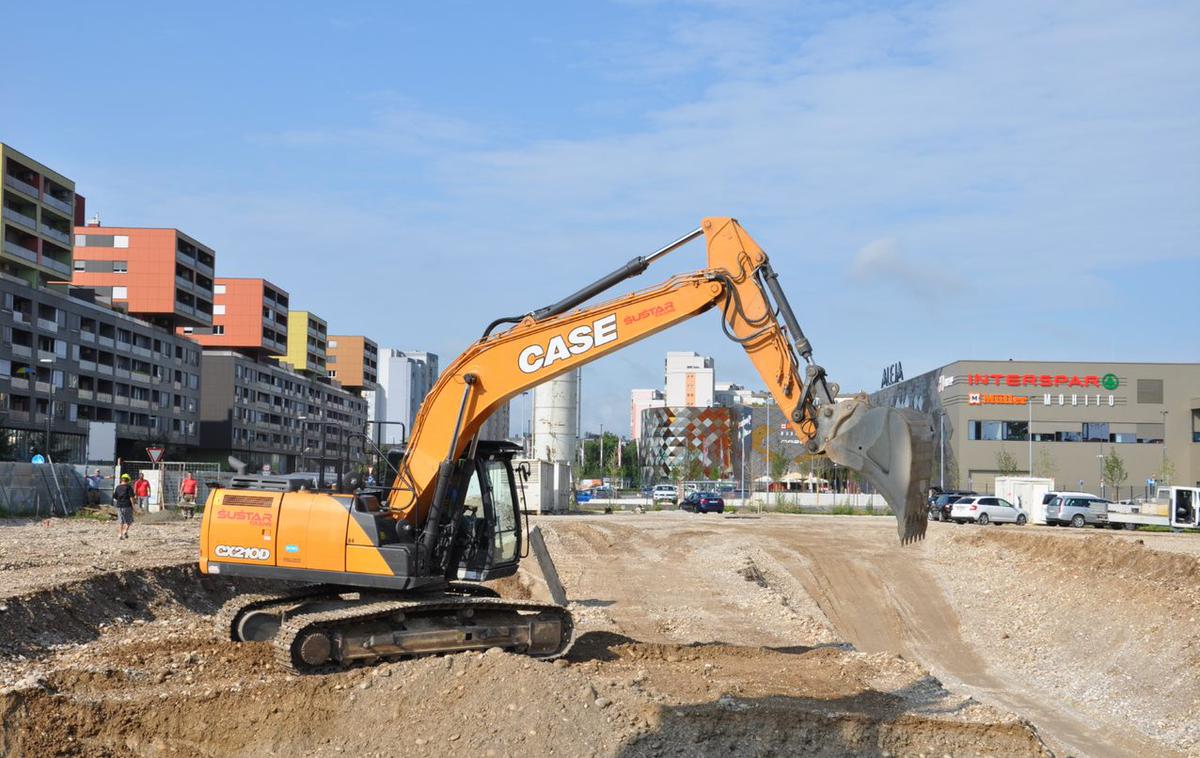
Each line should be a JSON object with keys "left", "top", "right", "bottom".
{"left": 0, "top": 275, "right": 202, "bottom": 462}
{"left": 372, "top": 349, "right": 439, "bottom": 445}
{"left": 199, "top": 350, "right": 367, "bottom": 474}
{"left": 664, "top": 351, "right": 715, "bottom": 407}
{"left": 277, "top": 310, "right": 327, "bottom": 375}
{"left": 2, "top": 143, "right": 81, "bottom": 286}
{"left": 629, "top": 388, "right": 665, "bottom": 440}
{"left": 186, "top": 277, "right": 288, "bottom": 355}
{"left": 72, "top": 225, "right": 215, "bottom": 330}
{"left": 327, "top": 335, "right": 378, "bottom": 390}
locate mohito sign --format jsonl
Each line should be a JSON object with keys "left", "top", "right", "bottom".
{"left": 967, "top": 373, "right": 1120, "bottom": 390}
{"left": 969, "top": 392, "right": 1117, "bottom": 407}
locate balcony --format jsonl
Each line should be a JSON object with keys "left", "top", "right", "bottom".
{"left": 12, "top": 310, "right": 29, "bottom": 324}
{"left": 36, "top": 317, "right": 58, "bottom": 332}
{"left": 3, "top": 240, "right": 38, "bottom": 264}
{"left": 41, "top": 257, "right": 71, "bottom": 277}
{"left": 80, "top": 331, "right": 95, "bottom": 343}
{"left": 10, "top": 376, "right": 29, "bottom": 390}
{"left": 133, "top": 345, "right": 151, "bottom": 358}
{"left": 96, "top": 392, "right": 113, "bottom": 404}
{"left": 176, "top": 274, "right": 194, "bottom": 292}
{"left": 97, "top": 364, "right": 114, "bottom": 376}
{"left": 130, "top": 398, "right": 150, "bottom": 409}
{"left": 4, "top": 174, "right": 39, "bottom": 199}
{"left": 11, "top": 343, "right": 31, "bottom": 358}
{"left": 77, "top": 389, "right": 93, "bottom": 400}
{"left": 114, "top": 394, "right": 130, "bottom": 405}
{"left": 40, "top": 224, "right": 71, "bottom": 245}
{"left": 42, "top": 193, "right": 72, "bottom": 215}
{"left": 2, "top": 206, "right": 37, "bottom": 231}
{"left": 79, "top": 359, "right": 96, "bottom": 371}
{"left": 98, "top": 336, "right": 114, "bottom": 348}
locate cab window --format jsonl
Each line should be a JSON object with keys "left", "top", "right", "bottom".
{"left": 484, "top": 461, "right": 518, "bottom": 564}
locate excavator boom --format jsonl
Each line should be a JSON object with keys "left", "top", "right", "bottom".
{"left": 388, "top": 217, "right": 934, "bottom": 543}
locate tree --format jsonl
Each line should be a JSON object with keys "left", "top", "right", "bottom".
{"left": 995, "top": 449, "right": 1021, "bottom": 476}
{"left": 1033, "top": 449, "right": 1058, "bottom": 480}
{"left": 1103, "top": 449, "right": 1128, "bottom": 494}
{"left": 769, "top": 449, "right": 792, "bottom": 482}
{"left": 683, "top": 448, "right": 705, "bottom": 482}
{"left": 1152, "top": 455, "right": 1176, "bottom": 486}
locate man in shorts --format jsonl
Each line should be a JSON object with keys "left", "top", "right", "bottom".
{"left": 178, "top": 471, "right": 199, "bottom": 519}
{"left": 112, "top": 474, "right": 136, "bottom": 540}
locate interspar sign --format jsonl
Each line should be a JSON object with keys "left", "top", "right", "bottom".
{"left": 967, "top": 373, "right": 1120, "bottom": 390}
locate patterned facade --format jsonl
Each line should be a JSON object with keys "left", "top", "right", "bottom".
{"left": 638, "top": 406, "right": 733, "bottom": 483}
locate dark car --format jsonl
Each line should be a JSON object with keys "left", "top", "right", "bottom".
{"left": 928, "top": 491, "right": 976, "bottom": 522}
{"left": 681, "top": 491, "right": 725, "bottom": 514}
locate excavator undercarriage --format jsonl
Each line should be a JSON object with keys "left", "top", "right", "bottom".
{"left": 216, "top": 587, "right": 573, "bottom": 673}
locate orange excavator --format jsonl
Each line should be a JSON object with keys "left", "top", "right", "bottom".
{"left": 201, "top": 218, "right": 933, "bottom": 672}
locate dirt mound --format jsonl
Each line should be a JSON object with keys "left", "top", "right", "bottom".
{"left": 948, "top": 529, "right": 1200, "bottom": 592}
{"left": 0, "top": 563, "right": 271, "bottom": 660}
{"left": 934, "top": 527, "right": 1200, "bottom": 753}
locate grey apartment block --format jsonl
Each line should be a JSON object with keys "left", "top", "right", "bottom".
{"left": 200, "top": 350, "right": 368, "bottom": 474}
{"left": 872, "top": 360, "right": 1200, "bottom": 496}
{"left": 0, "top": 274, "right": 203, "bottom": 462}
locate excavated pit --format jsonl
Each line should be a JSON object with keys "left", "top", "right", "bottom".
{"left": 0, "top": 558, "right": 1048, "bottom": 757}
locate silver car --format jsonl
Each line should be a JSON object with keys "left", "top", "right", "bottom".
{"left": 1045, "top": 492, "right": 1109, "bottom": 527}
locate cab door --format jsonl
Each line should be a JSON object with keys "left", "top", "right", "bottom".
{"left": 453, "top": 457, "right": 521, "bottom": 581}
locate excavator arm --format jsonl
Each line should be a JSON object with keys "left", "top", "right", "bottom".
{"left": 387, "top": 218, "right": 933, "bottom": 544}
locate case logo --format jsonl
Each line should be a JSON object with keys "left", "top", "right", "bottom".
{"left": 518, "top": 314, "right": 618, "bottom": 374}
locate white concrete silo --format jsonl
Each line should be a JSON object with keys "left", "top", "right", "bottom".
{"left": 532, "top": 368, "right": 579, "bottom": 463}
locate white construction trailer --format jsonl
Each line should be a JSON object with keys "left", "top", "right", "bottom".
{"left": 994, "top": 476, "right": 1055, "bottom": 525}
{"left": 1107, "top": 486, "right": 1200, "bottom": 530}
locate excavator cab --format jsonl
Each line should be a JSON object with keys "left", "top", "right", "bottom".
{"left": 442, "top": 441, "right": 523, "bottom": 582}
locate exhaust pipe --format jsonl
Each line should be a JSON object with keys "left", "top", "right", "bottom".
{"left": 816, "top": 398, "right": 935, "bottom": 544}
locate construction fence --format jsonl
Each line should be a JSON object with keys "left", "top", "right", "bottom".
{"left": 117, "top": 461, "right": 221, "bottom": 512}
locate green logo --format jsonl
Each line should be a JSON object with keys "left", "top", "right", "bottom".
{"left": 1101, "top": 373, "right": 1119, "bottom": 391}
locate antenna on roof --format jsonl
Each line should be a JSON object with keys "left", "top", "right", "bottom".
{"left": 87, "top": 213, "right": 101, "bottom": 227}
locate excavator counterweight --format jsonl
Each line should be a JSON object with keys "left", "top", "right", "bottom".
{"left": 199, "top": 217, "right": 936, "bottom": 672}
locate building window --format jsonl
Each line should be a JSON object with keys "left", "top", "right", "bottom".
{"left": 114, "top": 236, "right": 129, "bottom": 248}
{"left": 73, "top": 260, "right": 85, "bottom": 271}
{"left": 213, "top": 304, "right": 225, "bottom": 315}
{"left": 112, "top": 286, "right": 127, "bottom": 299}
{"left": 113, "top": 260, "right": 128, "bottom": 273}
{"left": 214, "top": 284, "right": 226, "bottom": 295}
{"left": 212, "top": 324, "right": 225, "bottom": 335}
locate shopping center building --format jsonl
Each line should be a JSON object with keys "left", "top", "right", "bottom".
{"left": 871, "top": 361, "right": 1200, "bottom": 497}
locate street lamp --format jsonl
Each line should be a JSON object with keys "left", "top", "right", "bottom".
{"left": 1097, "top": 452, "right": 1105, "bottom": 498}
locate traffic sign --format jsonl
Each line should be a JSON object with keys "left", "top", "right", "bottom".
{"left": 146, "top": 446, "right": 165, "bottom": 463}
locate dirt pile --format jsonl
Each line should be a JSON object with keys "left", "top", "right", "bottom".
{"left": 933, "top": 527, "right": 1200, "bottom": 753}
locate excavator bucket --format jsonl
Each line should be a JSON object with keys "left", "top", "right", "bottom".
{"left": 821, "top": 403, "right": 935, "bottom": 544}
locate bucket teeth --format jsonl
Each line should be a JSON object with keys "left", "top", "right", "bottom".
{"left": 821, "top": 403, "right": 935, "bottom": 544}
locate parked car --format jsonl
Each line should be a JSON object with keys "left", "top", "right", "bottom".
{"left": 575, "top": 490, "right": 592, "bottom": 504}
{"left": 950, "top": 495, "right": 1028, "bottom": 525}
{"left": 681, "top": 491, "right": 726, "bottom": 513}
{"left": 652, "top": 484, "right": 679, "bottom": 505}
{"left": 590, "top": 486, "right": 615, "bottom": 500}
{"left": 1044, "top": 492, "right": 1109, "bottom": 527}
{"left": 928, "top": 490, "right": 976, "bottom": 522}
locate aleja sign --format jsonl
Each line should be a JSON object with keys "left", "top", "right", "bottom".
{"left": 966, "top": 373, "right": 1120, "bottom": 390}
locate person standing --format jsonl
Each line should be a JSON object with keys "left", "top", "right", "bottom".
{"left": 112, "top": 474, "right": 136, "bottom": 540}
{"left": 133, "top": 472, "right": 152, "bottom": 512}
{"left": 84, "top": 469, "right": 106, "bottom": 507}
{"left": 178, "top": 471, "right": 199, "bottom": 519}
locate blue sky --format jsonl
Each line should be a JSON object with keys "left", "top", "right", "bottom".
{"left": 4, "top": 1, "right": 1197, "bottom": 435}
